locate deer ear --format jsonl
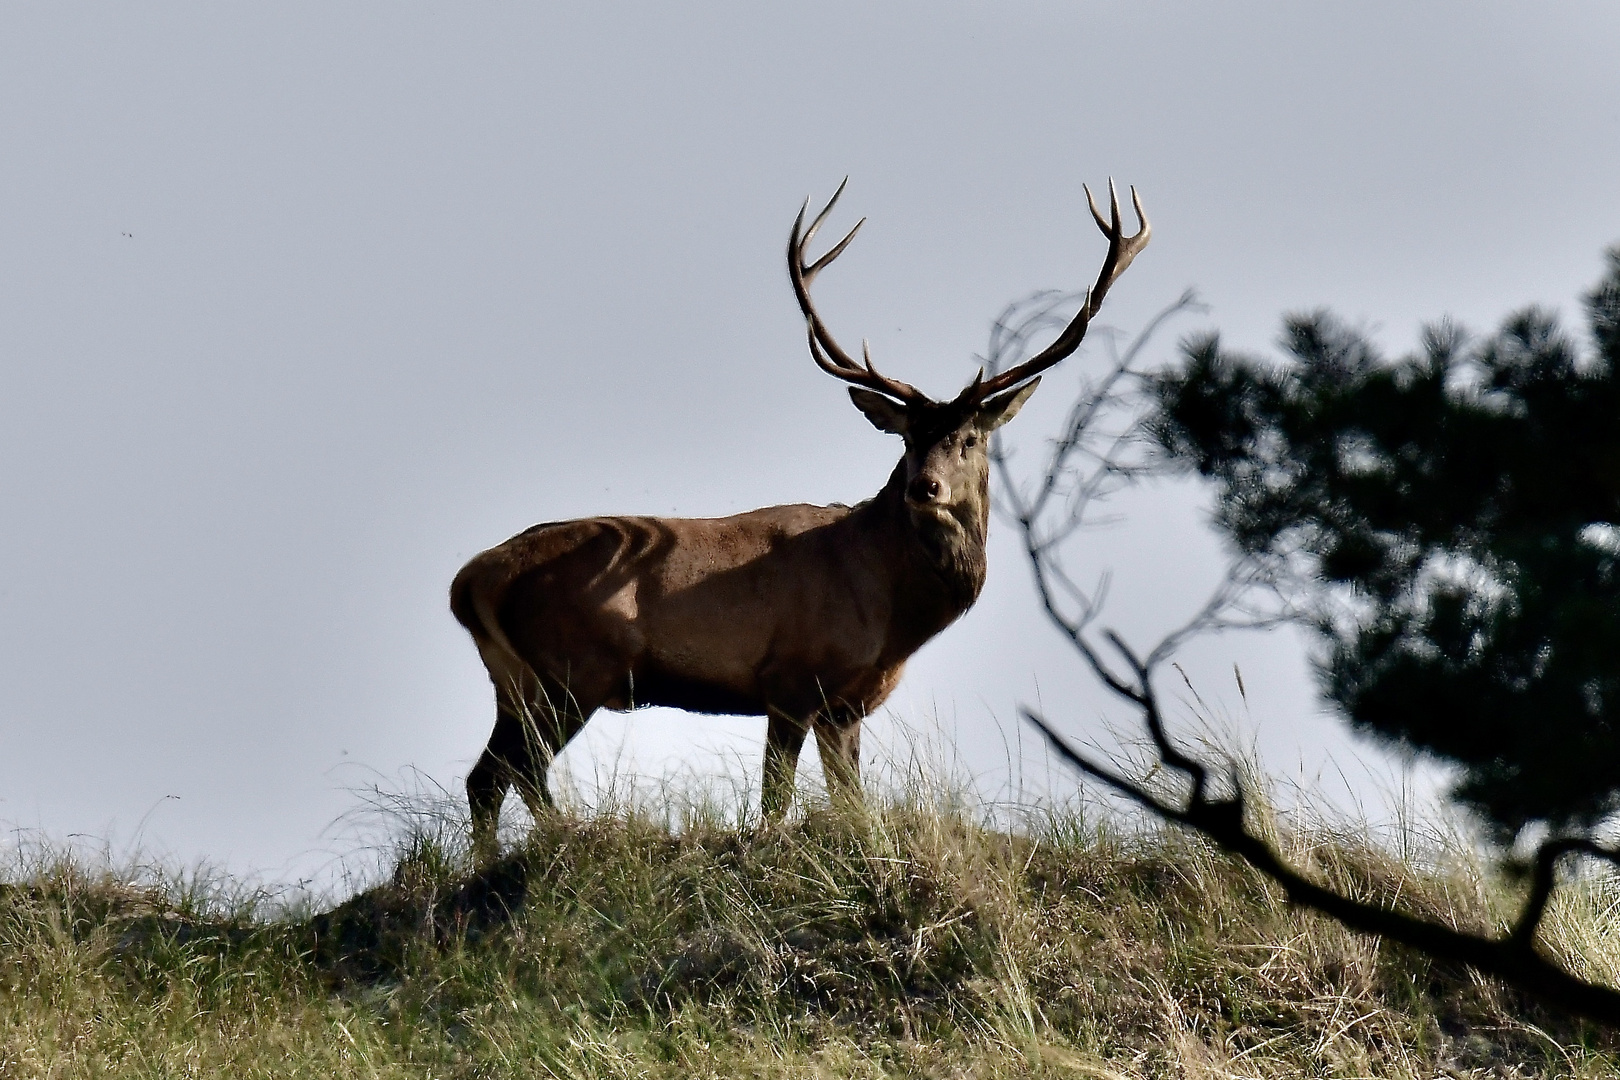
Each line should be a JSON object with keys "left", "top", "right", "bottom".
{"left": 977, "top": 378, "right": 1041, "bottom": 431}
{"left": 849, "top": 388, "right": 910, "bottom": 435}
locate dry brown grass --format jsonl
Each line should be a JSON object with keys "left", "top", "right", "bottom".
{"left": 4, "top": 785, "right": 1620, "bottom": 1078}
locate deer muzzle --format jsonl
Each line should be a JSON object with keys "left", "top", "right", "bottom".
{"left": 906, "top": 474, "right": 947, "bottom": 506}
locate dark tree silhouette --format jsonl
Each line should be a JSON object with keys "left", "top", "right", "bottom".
{"left": 992, "top": 246, "right": 1620, "bottom": 1024}
{"left": 1156, "top": 248, "right": 1620, "bottom": 841}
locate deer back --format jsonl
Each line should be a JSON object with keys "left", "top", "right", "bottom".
{"left": 450, "top": 476, "right": 961, "bottom": 718}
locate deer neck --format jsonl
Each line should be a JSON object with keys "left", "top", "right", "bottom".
{"left": 863, "top": 460, "right": 989, "bottom": 644}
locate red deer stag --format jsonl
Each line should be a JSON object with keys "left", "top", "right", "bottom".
{"left": 451, "top": 181, "right": 1149, "bottom": 852}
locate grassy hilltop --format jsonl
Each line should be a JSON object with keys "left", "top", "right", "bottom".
{"left": 5, "top": 791, "right": 1620, "bottom": 1078}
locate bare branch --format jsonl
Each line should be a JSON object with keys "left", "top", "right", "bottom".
{"left": 1022, "top": 707, "right": 1187, "bottom": 821}
{"left": 1026, "top": 706, "right": 1620, "bottom": 1025}
{"left": 989, "top": 290, "right": 1201, "bottom": 536}
{"left": 993, "top": 284, "right": 1620, "bottom": 1025}
{"left": 1512, "top": 837, "right": 1620, "bottom": 949}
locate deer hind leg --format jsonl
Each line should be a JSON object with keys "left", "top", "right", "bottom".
{"left": 813, "top": 707, "right": 864, "bottom": 810}
{"left": 467, "top": 650, "right": 596, "bottom": 856}
{"left": 761, "top": 710, "right": 812, "bottom": 822}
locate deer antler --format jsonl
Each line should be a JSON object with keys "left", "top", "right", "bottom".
{"left": 789, "top": 180, "right": 929, "bottom": 405}
{"left": 969, "top": 180, "right": 1151, "bottom": 401}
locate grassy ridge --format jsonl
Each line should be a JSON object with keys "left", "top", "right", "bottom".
{"left": 4, "top": 794, "right": 1620, "bottom": 1078}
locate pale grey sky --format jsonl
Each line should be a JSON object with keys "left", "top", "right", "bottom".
{"left": 3, "top": 2, "right": 1618, "bottom": 886}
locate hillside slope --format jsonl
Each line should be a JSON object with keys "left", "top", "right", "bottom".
{"left": 4, "top": 799, "right": 1619, "bottom": 1078}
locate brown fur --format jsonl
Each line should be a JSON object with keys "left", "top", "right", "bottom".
{"left": 451, "top": 384, "right": 1035, "bottom": 851}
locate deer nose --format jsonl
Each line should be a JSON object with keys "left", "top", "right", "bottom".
{"left": 908, "top": 475, "right": 943, "bottom": 503}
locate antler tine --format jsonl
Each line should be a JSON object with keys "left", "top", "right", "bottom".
{"left": 972, "top": 181, "right": 1150, "bottom": 401}
{"left": 788, "top": 182, "right": 927, "bottom": 404}
{"left": 799, "top": 178, "right": 864, "bottom": 283}
{"left": 1082, "top": 179, "right": 1150, "bottom": 314}
{"left": 1085, "top": 179, "right": 1114, "bottom": 235}
{"left": 806, "top": 217, "right": 864, "bottom": 282}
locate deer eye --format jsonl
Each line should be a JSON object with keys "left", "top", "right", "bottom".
{"left": 963, "top": 435, "right": 978, "bottom": 449}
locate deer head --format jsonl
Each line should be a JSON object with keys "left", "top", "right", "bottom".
{"left": 788, "top": 179, "right": 1151, "bottom": 564}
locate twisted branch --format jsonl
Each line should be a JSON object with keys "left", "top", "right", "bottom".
{"left": 989, "top": 287, "right": 1620, "bottom": 1026}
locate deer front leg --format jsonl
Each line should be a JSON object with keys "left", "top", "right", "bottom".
{"left": 761, "top": 710, "right": 811, "bottom": 821}
{"left": 813, "top": 708, "right": 863, "bottom": 810}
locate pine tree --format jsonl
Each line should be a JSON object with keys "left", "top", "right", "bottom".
{"left": 1155, "top": 247, "right": 1620, "bottom": 842}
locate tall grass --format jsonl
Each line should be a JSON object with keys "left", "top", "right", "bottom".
{"left": 5, "top": 770, "right": 1620, "bottom": 1078}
